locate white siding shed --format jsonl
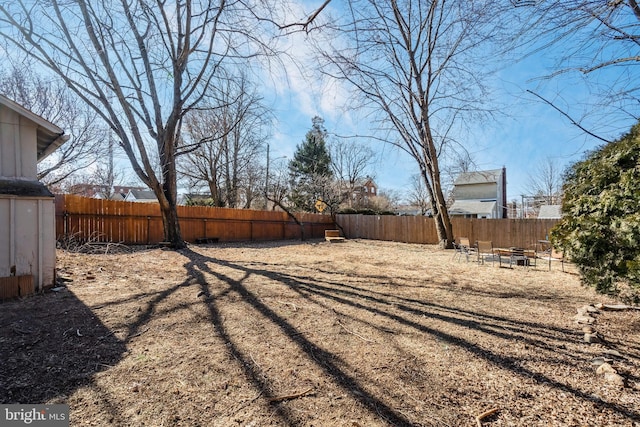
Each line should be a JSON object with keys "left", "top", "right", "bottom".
{"left": 0, "top": 94, "right": 68, "bottom": 296}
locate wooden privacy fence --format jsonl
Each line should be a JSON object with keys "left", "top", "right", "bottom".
{"left": 55, "top": 195, "right": 559, "bottom": 248}
{"left": 336, "top": 214, "right": 560, "bottom": 249}
{"left": 55, "top": 195, "right": 335, "bottom": 244}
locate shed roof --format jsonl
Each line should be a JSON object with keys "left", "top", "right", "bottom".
{"left": 0, "top": 94, "right": 69, "bottom": 162}
{"left": 0, "top": 178, "right": 54, "bottom": 197}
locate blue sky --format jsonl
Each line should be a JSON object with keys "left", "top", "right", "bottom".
{"left": 261, "top": 1, "right": 638, "bottom": 204}
{"left": 12, "top": 0, "right": 631, "bottom": 204}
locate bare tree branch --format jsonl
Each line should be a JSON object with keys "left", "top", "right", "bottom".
{"left": 526, "top": 90, "right": 612, "bottom": 144}
{"left": 0, "top": 0, "right": 283, "bottom": 248}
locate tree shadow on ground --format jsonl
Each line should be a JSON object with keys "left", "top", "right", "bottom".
{"left": 181, "top": 249, "right": 415, "bottom": 426}
{"left": 8, "top": 245, "right": 635, "bottom": 425}
{"left": 180, "top": 248, "right": 640, "bottom": 425}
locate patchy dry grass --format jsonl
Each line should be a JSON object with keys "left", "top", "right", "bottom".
{"left": 1, "top": 239, "right": 639, "bottom": 426}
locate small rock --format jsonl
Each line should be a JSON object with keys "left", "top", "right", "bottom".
{"left": 584, "top": 333, "right": 601, "bottom": 344}
{"left": 594, "top": 303, "right": 604, "bottom": 309}
{"left": 577, "top": 305, "right": 599, "bottom": 315}
{"left": 582, "top": 325, "right": 596, "bottom": 334}
{"left": 596, "top": 362, "right": 616, "bottom": 375}
{"left": 603, "top": 372, "right": 625, "bottom": 387}
{"left": 603, "top": 349, "right": 623, "bottom": 358}
{"left": 585, "top": 305, "right": 600, "bottom": 313}
{"left": 574, "top": 315, "right": 595, "bottom": 324}
{"left": 590, "top": 357, "right": 612, "bottom": 367}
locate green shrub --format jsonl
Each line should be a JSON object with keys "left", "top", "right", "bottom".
{"left": 551, "top": 121, "right": 640, "bottom": 302}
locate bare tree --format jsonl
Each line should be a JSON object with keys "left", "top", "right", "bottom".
{"left": 527, "top": 157, "right": 564, "bottom": 205}
{"left": 180, "top": 109, "right": 226, "bottom": 205}
{"left": 90, "top": 135, "right": 128, "bottom": 199}
{"left": 0, "top": 1, "right": 280, "bottom": 248}
{"left": 329, "top": 138, "right": 375, "bottom": 208}
{"left": 407, "top": 174, "right": 430, "bottom": 216}
{"left": 370, "top": 189, "right": 401, "bottom": 213}
{"left": 0, "top": 65, "right": 106, "bottom": 187}
{"left": 314, "top": 0, "right": 510, "bottom": 247}
{"left": 178, "top": 74, "right": 270, "bottom": 208}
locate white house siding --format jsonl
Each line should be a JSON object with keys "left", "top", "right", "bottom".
{"left": 0, "top": 107, "right": 38, "bottom": 179}
{"left": 453, "top": 182, "right": 498, "bottom": 200}
{"left": 0, "top": 196, "right": 56, "bottom": 290}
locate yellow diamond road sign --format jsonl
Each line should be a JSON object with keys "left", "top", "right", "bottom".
{"left": 315, "top": 199, "right": 326, "bottom": 212}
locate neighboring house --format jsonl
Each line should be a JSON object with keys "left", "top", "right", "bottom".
{"left": 67, "top": 183, "right": 110, "bottom": 198}
{"left": 0, "top": 94, "right": 69, "bottom": 297}
{"left": 449, "top": 168, "right": 507, "bottom": 219}
{"left": 349, "top": 177, "right": 378, "bottom": 207}
{"left": 125, "top": 189, "right": 157, "bottom": 203}
{"left": 108, "top": 192, "right": 126, "bottom": 201}
{"left": 113, "top": 185, "right": 146, "bottom": 200}
{"left": 395, "top": 204, "right": 430, "bottom": 216}
{"left": 537, "top": 205, "right": 562, "bottom": 219}
{"left": 106, "top": 186, "right": 147, "bottom": 201}
{"left": 67, "top": 184, "right": 145, "bottom": 200}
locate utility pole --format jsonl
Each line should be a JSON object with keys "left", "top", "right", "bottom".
{"left": 264, "top": 144, "right": 270, "bottom": 210}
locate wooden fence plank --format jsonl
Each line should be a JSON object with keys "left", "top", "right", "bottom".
{"left": 335, "top": 214, "right": 559, "bottom": 248}
{"left": 55, "top": 195, "right": 335, "bottom": 244}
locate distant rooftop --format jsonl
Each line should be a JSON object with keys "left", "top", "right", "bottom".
{"left": 454, "top": 169, "right": 503, "bottom": 186}
{"left": 538, "top": 205, "right": 562, "bottom": 219}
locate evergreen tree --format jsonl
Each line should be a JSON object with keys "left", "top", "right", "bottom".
{"left": 552, "top": 120, "right": 640, "bottom": 302}
{"left": 288, "top": 116, "right": 334, "bottom": 211}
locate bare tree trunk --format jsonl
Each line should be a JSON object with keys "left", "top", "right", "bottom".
{"left": 164, "top": 204, "right": 184, "bottom": 248}
{"left": 422, "top": 166, "right": 453, "bottom": 248}
{"left": 429, "top": 156, "right": 454, "bottom": 248}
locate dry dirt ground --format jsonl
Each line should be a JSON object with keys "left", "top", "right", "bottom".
{"left": 1, "top": 239, "right": 639, "bottom": 427}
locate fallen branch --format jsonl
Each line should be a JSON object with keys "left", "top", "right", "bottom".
{"left": 338, "top": 320, "right": 375, "bottom": 343}
{"left": 268, "top": 387, "right": 314, "bottom": 403}
{"left": 249, "top": 353, "right": 263, "bottom": 370}
{"left": 129, "top": 327, "right": 150, "bottom": 339}
{"left": 277, "top": 300, "right": 299, "bottom": 311}
{"left": 475, "top": 407, "right": 499, "bottom": 427}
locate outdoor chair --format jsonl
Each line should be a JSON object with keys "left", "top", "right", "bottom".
{"left": 535, "top": 241, "right": 566, "bottom": 272}
{"left": 476, "top": 240, "right": 496, "bottom": 265}
{"left": 452, "top": 240, "right": 465, "bottom": 261}
{"left": 457, "top": 237, "right": 476, "bottom": 262}
{"left": 537, "top": 246, "right": 565, "bottom": 271}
